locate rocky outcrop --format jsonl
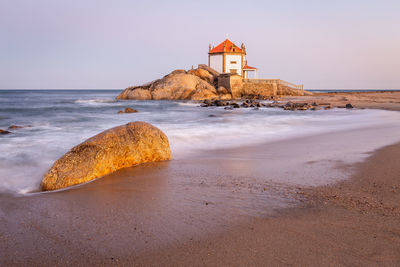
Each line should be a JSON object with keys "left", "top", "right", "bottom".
{"left": 41, "top": 122, "right": 172, "bottom": 191}
{"left": 151, "top": 73, "right": 218, "bottom": 100}
{"left": 116, "top": 66, "right": 221, "bottom": 101}
{"left": 117, "top": 64, "right": 309, "bottom": 101}
{"left": 200, "top": 99, "right": 353, "bottom": 111}
{"left": 117, "top": 88, "right": 152, "bottom": 100}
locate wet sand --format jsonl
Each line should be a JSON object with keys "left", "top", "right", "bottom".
{"left": 1, "top": 123, "right": 400, "bottom": 265}
{"left": 135, "top": 142, "right": 400, "bottom": 266}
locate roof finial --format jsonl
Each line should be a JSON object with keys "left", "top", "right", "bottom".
{"left": 209, "top": 44, "right": 211, "bottom": 52}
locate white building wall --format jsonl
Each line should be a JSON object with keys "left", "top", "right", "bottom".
{"left": 209, "top": 54, "right": 223, "bottom": 73}
{"left": 225, "top": 54, "right": 242, "bottom": 75}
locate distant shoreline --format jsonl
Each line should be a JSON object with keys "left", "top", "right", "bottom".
{"left": 308, "top": 89, "right": 400, "bottom": 93}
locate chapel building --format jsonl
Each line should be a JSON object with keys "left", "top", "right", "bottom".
{"left": 208, "top": 39, "right": 257, "bottom": 79}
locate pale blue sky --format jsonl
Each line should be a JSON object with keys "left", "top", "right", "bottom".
{"left": 0, "top": 0, "right": 399, "bottom": 89}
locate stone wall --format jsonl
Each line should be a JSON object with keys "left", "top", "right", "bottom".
{"left": 217, "top": 74, "right": 304, "bottom": 98}
{"left": 217, "top": 74, "right": 243, "bottom": 98}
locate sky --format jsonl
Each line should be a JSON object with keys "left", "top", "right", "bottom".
{"left": 0, "top": 0, "right": 399, "bottom": 89}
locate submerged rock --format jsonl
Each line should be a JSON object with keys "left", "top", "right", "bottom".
{"left": 118, "top": 107, "right": 138, "bottom": 114}
{"left": 41, "top": 122, "right": 172, "bottom": 191}
{"left": 8, "top": 125, "right": 31, "bottom": 130}
{"left": 124, "top": 107, "right": 138, "bottom": 113}
{"left": 0, "top": 129, "right": 11, "bottom": 135}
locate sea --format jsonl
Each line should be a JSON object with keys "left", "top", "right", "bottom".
{"left": 1, "top": 89, "right": 400, "bottom": 194}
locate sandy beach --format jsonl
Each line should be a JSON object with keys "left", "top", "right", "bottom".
{"left": 134, "top": 142, "right": 400, "bottom": 266}
{"left": 1, "top": 92, "right": 400, "bottom": 266}
{"left": 284, "top": 91, "right": 400, "bottom": 111}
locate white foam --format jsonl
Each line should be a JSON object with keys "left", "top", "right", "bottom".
{"left": 165, "top": 108, "right": 400, "bottom": 158}
{"left": 74, "top": 98, "right": 116, "bottom": 104}
{"left": 1, "top": 103, "right": 399, "bottom": 194}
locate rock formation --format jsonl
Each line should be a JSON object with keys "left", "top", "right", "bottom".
{"left": 41, "top": 122, "right": 172, "bottom": 191}
{"left": 117, "top": 64, "right": 307, "bottom": 101}
{"left": 116, "top": 66, "right": 220, "bottom": 101}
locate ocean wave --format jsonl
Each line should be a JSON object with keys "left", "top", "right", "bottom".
{"left": 74, "top": 98, "right": 116, "bottom": 104}
{"left": 1, "top": 93, "right": 400, "bottom": 195}
{"left": 176, "top": 102, "right": 200, "bottom": 107}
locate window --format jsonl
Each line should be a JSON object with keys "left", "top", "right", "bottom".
{"left": 230, "top": 61, "right": 237, "bottom": 64}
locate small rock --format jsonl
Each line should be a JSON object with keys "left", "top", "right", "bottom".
{"left": 324, "top": 106, "right": 332, "bottom": 110}
{"left": 232, "top": 103, "right": 240, "bottom": 108}
{"left": 224, "top": 106, "right": 233, "bottom": 110}
{"left": 200, "top": 103, "right": 209, "bottom": 107}
{"left": 212, "top": 100, "right": 224, "bottom": 106}
{"left": 124, "top": 107, "right": 138, "bottom": 113}
{"left": 346, "top": 103, "right": 354, "bottom": 109}
{"left": 0, "top": 129, "right": 11, "bottom": 135}
{"left": 118, "top": 107, "right": 138, "bottom": 114}
{"left": 8, "top": 125, "right": 31, "bottom": 130}
{"left": 285, "top": 101, "right": 294, "bottom": 108}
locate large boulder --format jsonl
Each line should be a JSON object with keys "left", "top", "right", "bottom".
{"left": 41, "top": 122, "right": 172, "bottom": 191}
{"left": 116, "top": 87, "right": 152, "bottom": 100}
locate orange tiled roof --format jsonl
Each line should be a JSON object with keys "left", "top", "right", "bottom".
{"left": 243, "top": 64, "right": 257, "bottom": 70}
{"left": 209, "top": 39, "right": 243, "bottom": 54}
